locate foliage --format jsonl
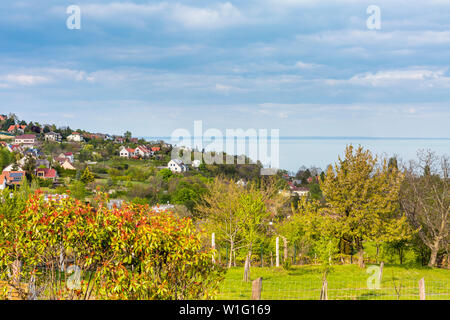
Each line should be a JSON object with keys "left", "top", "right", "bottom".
{"left": 0, "top": 191, "right": 224, "bottom": 300}
{"left": 0, "top": 147, "right": 14, "bottom": 171}
{"left": 319, "top": 145, "right": 412, "bottom": 259}
{"left": 400, "top": 150, "right": 449, "bottom": 266}
{"left": 80, "top": 167, "right": 95, "bottom": 184}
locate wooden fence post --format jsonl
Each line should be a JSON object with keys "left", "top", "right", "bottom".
{"left": 283, "top": 237, "right": 288, "bottom": 263}
{"left": 276, "top": 237, "right": 280, "bottom": 267}
{"left": 419, "top": 278, "right": 426, "bottom": 300}
{"left": 320, "top": 279, "right": 328, "bottom": 300}
{"left": 252, "top": 277, "right": 262, "bottom": 300}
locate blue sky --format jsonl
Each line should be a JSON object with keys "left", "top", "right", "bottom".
{"left": 1, "top": 0, "right": 450, "bottom": 138}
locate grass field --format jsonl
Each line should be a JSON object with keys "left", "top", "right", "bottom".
{"left": 217, "top": 264, "right": 450, "bottom": 300}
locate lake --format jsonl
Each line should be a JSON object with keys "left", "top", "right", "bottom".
{"left": 142, "top": 136, "right": 450, "bottom": 173}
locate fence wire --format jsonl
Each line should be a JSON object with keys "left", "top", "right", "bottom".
{"left": 217, "top": 279, "right": 450, "bottom": 300}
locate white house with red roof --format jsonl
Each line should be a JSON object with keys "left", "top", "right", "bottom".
{"left": 7, "top": 124, "right": 26, "bottom": 134}
{"left": 119, "top": 147, "right": 136, "bottom": 158}
{"left": 67, "top": 132, "right": 84, "bottom": 142}
{"left": 134, "top": 145, "right": 151, "bottom": 158}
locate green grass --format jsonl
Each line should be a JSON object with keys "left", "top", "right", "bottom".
{"left": 217, "top": 264, "right": 450, "bottom": 300}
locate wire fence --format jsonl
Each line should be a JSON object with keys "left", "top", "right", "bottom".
{"left": 217, "top": 279, "right": 450, "bottom": 300}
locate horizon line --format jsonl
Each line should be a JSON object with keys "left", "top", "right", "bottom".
{"left": 139, "top": 136, "right": 450, "bottom": 140}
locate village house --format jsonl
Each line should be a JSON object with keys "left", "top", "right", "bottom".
{"left": 114, "top": 136, "right": 125, "bottom": 144}
{"left": 24, "top": 148, "right": 43, "bottom": 158}
{"left": 44, "top": 131, "right": 62, "bottom": 142}
{"left": 291, "top": 186, "right": 309, "bottom": 197}
{"left": 167, "top": 159, "right": 188, "bottom": 173}
{"left": 119, "top": 147, "right": 136, "bottom": 158}
{"left": 35, "top": 168, "right": 58, "bottom": 181}
{"left": 67, "top": 132, "right": 84, "bottom": 142}
{"left": 134, "top": 145, "right": 151, "bottom": 158}
{"left": 54, "top": 157, "right": 76, "bottom": 170}
{"left": 0, "top": 171, "right": 26, "bottom": 189}
{"left": 14, "top": 134, "right": 36, "bottom": 147}
{"left": 7, "top": 124, "right": 26, "bottom": 134}
{"left": 35, "top": 159, "right": 50, "bottom": 168}
{"left": 6, "top": 144, "right": 22, "bottom": 153}
{"left": 58, "top": 152, "right": 74, "bottom": 163}
{"left": 3, "top": 163, "right": 24, "bottom": 172}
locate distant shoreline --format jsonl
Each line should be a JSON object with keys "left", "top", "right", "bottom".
{"left": 140, "top": 136, "right": 450, "bottom": 141}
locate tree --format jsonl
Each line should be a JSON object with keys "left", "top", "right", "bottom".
{"left": 172, "top": 187, "right": 198, "bottom": 211}
{"left": 196, "top": 177, "right": 244, "bottom": 268}
{"left": 197, "top": 177, "right": 285, "bottom": 275}
{"left": 320, "top": 145, "right": 411, "bottom": 267}
{"left": 238, "top": 189, "right": 269, "bottom": 281}
{"left": 70, "top": 180, "right": 87, "bottom": 200}
{"left": 400, "top": 150, "right": 449, "bottom": 267}
{"left": 80, "top": 167, "right": 95, "bottom": 184}
{"left": 124, "top": 131, "right": 132, "bottom": 142}
{"left": 157, "top": 168, "right": 174, "bottom": 182}
{"left": 23, "top": 155, "right": 36, "bottom": 182}
{"left": 279, "top": 197, "right": 340, "bottom": 279}
{"left": 0, "top": 147, "right": 14, "bottom": 170}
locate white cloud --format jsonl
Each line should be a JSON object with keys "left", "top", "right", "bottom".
{"left": 348, "top": 68, "right": 450, "bottom": 87}
{"left": 1, "top": 74, "right": 49, "bottom": 86}
{"left": 294, "top": 61, "right": 321, "bottom": 69}
{"left": 60, "top": 2, "right": 245, "bottom": 30}
{"left": 170, "top": 2, "right": 244, "bottom": 29}
{"left": 296, "top": 30, "right": 450, "bottom": 48}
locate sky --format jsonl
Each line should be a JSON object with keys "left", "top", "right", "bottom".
{"left": 1, "top": 0, "right": 450, "bottom": 138}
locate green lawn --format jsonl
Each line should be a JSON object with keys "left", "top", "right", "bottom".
{"left": 218, "top": 264, "right": 450, "bottom": 300}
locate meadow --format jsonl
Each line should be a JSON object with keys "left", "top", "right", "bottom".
{"left": 217, "top": 264, "right": 450, "bottom": 300}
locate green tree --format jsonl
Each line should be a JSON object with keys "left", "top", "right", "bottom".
{"left": 70, "top": 180, "right": 87, "bottom": 200}
{"left": 23, "top": 155, "right": 36, "bottom": 182}
{"left": 124, "top": 131, "right": 132, "bottom": 142}
{"left": 157, "top": 168, "right": 174, "bottom": 182}
{"left": 80, "top": 167, "right": 95, "bottom": 184}
{"left": 320, "top": 145, "right": 411, "bottom": 267}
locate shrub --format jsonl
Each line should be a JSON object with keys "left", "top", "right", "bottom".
{"left": 0, "top": 191, "right": 224, "bottom": 300}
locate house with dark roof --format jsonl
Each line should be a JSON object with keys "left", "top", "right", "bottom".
{"left": 168, "top": 159, "right": 188, "bottom": 173}
{"left": 14, "top": 134, "right": 36, "bottom": 147}
{"left": 44, "top": 131, "right": 62, "bottom": 142}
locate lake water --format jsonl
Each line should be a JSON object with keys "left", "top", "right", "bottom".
{"left": 142, "top": 136, "right": 450, "bottom": 173}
